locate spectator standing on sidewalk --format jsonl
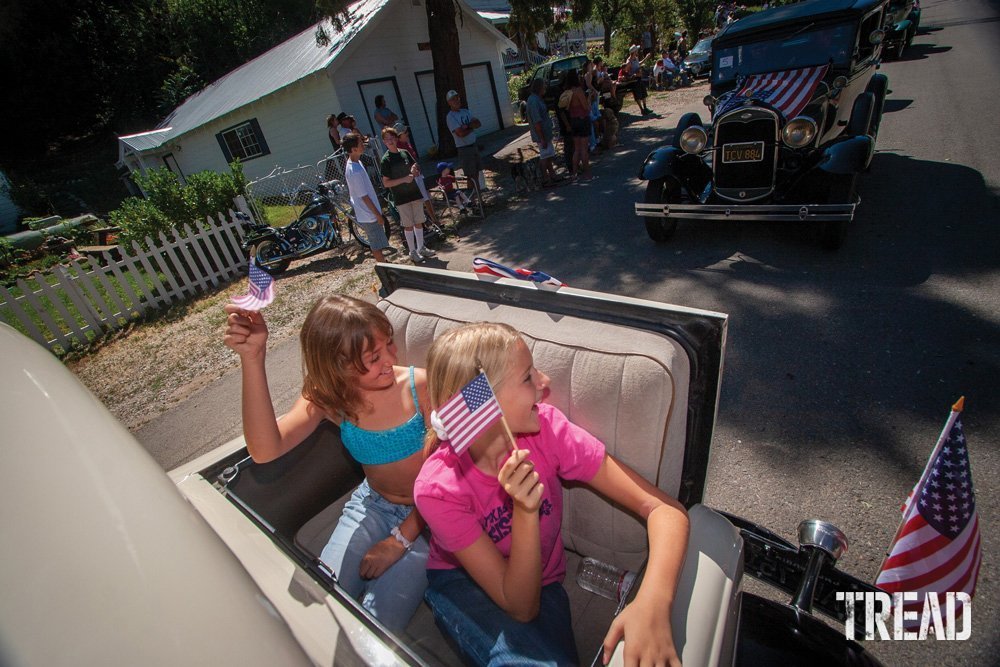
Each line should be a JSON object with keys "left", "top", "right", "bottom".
{"left": 327, "top": 114, "right": 342, "bottom": 151}
{"left": 380, "top": 126, "right": 435, "bottom": 264}
{"left": 445, "top": 90, "right": 484, "bottom": 194}
{"left": 566, "top": 69, "right": 592, "bottom": 179}
{"left": 342, "top": 134, "right": 391, "bottom": 263}
{"left": 525, "top": 79, "right": 559, "bottom": 185}
{"left": 393, "top": 121, "right": 439, "bottom": 227}
{"left": 623, "top": 45, "right": 651, "bottom": 114}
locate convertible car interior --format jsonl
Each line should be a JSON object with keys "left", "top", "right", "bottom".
{"left": 186, "top": 265, "right": 742, "bottom": 666}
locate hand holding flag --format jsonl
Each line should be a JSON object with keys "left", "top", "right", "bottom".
{"left": 230, "top": 258, "right": 275, "bottom": 311}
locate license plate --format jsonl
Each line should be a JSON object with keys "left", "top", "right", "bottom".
{"left": 722, "top": 141, "right": 765, "bottom": 163}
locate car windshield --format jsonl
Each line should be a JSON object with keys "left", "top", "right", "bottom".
{"left": 691, "top": 38, "right": 713, "bottom": 54}
{"left": 712, "top": 22, "right": 855, "bottom": 86}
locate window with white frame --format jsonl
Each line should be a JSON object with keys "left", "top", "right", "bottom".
{"left": 216, "top": 119, "right": 270, "bottom": 161}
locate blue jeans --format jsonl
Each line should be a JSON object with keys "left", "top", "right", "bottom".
{"left": 425, "top": 568, "right": 579, "bottom": 666}
{"left": 319, "top": 480, "right": 429, "bottom": 633}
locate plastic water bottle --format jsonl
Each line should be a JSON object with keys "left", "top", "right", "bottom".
{"left": 576, "top": 557, "right": 637, "bottom": 603}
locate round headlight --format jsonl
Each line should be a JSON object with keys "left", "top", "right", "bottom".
{"left": 679, "top": 125, "right": 708, "bottom": 154}
{"left": 781, "top": 116, "right": 818, "bottom": 148}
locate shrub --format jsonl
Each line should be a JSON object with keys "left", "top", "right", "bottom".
{"left": 109, "top": 197, "right": 174, "bottom": 248}
{"left": 184, "top": 170, "right": 241, "bottom": 223}
{"left": 133, "top": 167, "right": 190, "bottom": 224}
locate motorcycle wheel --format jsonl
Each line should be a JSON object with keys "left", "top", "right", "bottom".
{"left": 347, "top": 217, "right": 374, "bottom": 250}
{"left": 643, "top": 178, "right": 680, "bottom": 243}
{"left": 252, "top": 239, "right": 290, "bottom": 274}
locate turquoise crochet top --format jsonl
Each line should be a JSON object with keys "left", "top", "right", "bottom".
{"left": 340, "top": 366, "right": 426, "bottom": 465}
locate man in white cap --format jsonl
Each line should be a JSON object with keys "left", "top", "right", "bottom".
{"left": 445, "top": 89, "right": 484, "bottom": 195}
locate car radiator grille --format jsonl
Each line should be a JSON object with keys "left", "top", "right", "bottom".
{"left": 713, "top": 107, "right": 779, "bottom": 201}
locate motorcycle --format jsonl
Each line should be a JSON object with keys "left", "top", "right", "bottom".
{"left": 239, "top": 180, "right": 377, "bottom": 275}
{"left": 241, "top": 179, "right": 445, "bottom": 275}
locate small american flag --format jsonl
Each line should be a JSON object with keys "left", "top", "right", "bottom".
{"left": 230, "top": 259, "right": 275, "bottom": 311}
{"left": 472, "top": 257, "right": 565, "bottom": 287}
{"left": 715, "top": 65, "right": 829, "bottom": 120}
{"left": 437, "top": 372, "right": 503, "bottom": 455}
{"left": 875, "top": 399, "right": 982, "bottom": 630}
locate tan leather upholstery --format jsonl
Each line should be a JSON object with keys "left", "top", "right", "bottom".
{"left": 378, "top": 288, "right": 691, "bottom": 571}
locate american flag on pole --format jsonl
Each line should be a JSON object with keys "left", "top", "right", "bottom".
{"left": 436, "top": 372, "right": 504, "bottom": 455}
{"left": 714, "top": 65, "right": 829, "bottom": 120}
{"left": 230, "top": 258, "right": 275, "bottom": 311}
{"left": 472, "top": 257, "right": 566, "bottom": 287}
{"left": 875, "top": 398, "right": 982, "bottom": 629}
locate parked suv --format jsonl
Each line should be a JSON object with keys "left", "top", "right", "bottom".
{"left": 635, "top": 0, "right": 890, "bottom": 249}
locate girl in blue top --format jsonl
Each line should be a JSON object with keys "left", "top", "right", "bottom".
{"left": 223, "top": 295, "right": 430, "bottom": 633}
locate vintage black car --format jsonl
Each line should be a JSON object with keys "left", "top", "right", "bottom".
{"left": 635, "top": 0, "right": 891, "bottom": 249}
{"left": 883, "top": 0, "right": 921, "bottom": 58}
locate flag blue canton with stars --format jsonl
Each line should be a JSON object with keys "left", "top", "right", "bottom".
{"left": 917, "top": 419, "right": 975, "bottom": 538}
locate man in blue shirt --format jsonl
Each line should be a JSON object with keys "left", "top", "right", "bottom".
{"left": 526, "top": 79, "right": 559, "bottom": 186}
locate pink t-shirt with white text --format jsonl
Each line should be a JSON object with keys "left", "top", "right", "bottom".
{"left": 414, "top": 403, "right": 606, "bottom": 585}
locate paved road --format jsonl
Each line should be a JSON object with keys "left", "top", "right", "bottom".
{"left": 138, "top": 1, "right": 1000, "bottom": 663}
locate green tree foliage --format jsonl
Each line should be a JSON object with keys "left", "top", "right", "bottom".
{"left": 109, "top": 197, "right": 175, "bottom": 247}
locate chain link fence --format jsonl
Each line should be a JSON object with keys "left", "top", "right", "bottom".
{"left": 245, "top": 142, "right": 385, "bottom": 227}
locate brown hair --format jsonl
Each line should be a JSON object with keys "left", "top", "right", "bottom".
{"left": 299, "top": 295, "right": 393, "bottom": 421}
{"left": 342, "top": 133, "right": 362, "bottom": 152}
{"left": 381, "top": 126, "right": 399, "bottom": 140}
{"left": 423, "top": 322, "right": 522, "bottom": 453}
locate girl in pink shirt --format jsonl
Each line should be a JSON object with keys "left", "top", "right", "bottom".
{"left": 413, "top": 322, "right": 689, "bottom": 667}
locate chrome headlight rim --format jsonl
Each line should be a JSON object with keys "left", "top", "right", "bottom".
{"left": 679, "top": 125, "right": 708, "bottom": 154}
{"left": 781, "top": 115, "right": 818, "bottom": 148}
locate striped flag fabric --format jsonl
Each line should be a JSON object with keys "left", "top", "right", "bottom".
{"left": 436, "top": 372, "right": 503, "bottom": 455}
{"left": 715, "top": 64, "right": 829, "bottom": 120}
{"left": 875, "top": 398, "right": 982, "bottom": 629}
{"left": 230, "top": 258, "right": 275, "bottom": 311}
{"left": 472, "top": 257, "right": 566, "bottom": 287}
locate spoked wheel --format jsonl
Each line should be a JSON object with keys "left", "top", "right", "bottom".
{"left": 252, "top": 239, "right": 290, "bottom": 274}
{"left": 818, "top": 174, "right": 857, "bottom": 251}
{"left": 643, "top": 178, "right": 680, "bottom": 243}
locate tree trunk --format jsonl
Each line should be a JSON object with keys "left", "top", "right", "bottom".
{"left": 426, "top": 0, "right": 464, "bottom": 157}
{"left": 602, "top": 19, "right": 612, "bottom": 55}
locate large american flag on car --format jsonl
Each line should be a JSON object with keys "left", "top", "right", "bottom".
{"left": 875, "top": 398, "right": 982, "bottom": 630}
{"left": 715, "top": 65, "right": 829, "bottom": 119}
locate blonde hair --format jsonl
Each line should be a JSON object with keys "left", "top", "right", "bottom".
{"left": 299, "top": 295, "right": 392, "bottom": 421}
{"left": 423, "top": 322, "right": 522, "bottom": 452}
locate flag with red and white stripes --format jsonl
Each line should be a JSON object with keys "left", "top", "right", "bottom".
{"left": 715, "top": 65, "right": 829, "bottom": 119}
{"left": 875, "top": 398, "right": 982, "bottom": 629}
{"left": 231, "top": 258, "right": 275, "bottom": 311}
{"left": 436, "top": 372, "right": 504, "bottom": 455}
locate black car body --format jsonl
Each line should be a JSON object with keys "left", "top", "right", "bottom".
{"left": 883, "top": 0, "right": 921, "bottom": 58}
{"left": 635, "top": 0, "right": 891, "bottom": 249}
{"left": 683, "top": 37, "right": 715, "bottom": 78}
{"left": 518, "top": 55, "right": 638, "bottom": 111}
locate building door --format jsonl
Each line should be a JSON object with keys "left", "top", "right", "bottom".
{"left": 416, "top": 62, "right": 503, "bottom": 151}
{"left": 358, "top": 77, "right": 410, "bottom": 152}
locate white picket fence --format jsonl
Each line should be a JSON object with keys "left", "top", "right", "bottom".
{"left": 0, "top": 212, "right": 248, "bottom": 355}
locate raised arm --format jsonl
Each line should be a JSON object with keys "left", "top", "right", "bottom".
{"left": 585, "top": 454, "right": 688, "bottom": 667}
{"left": 223, "top": 304, "right": 325, "bottom": 462}
{"left": 450, "top": 449, "right": 545, "bottom": 622}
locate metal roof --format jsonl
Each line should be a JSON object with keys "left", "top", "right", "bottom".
{"left": 118, "top": 128, "right": 174, "bottom": 152}
{"left": 139, "top": 0, "right": 391, "bottom": 150}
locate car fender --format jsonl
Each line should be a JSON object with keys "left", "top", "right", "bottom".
{"left": 638, "top": 146, "right": 685, "bottom": 182}
{"left": 817, "top": 136, "right": 873, "bottom": 174}
{"left": 890, "top": 18, "right": 912, "bottom": 35}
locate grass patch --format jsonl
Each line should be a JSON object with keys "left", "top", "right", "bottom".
{"left": 263, "top": 204, "right": 299, "bottom": 227}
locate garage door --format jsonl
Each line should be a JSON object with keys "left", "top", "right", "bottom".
{"left": 416, "top": 62, "right": 502, "bottom": 146}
